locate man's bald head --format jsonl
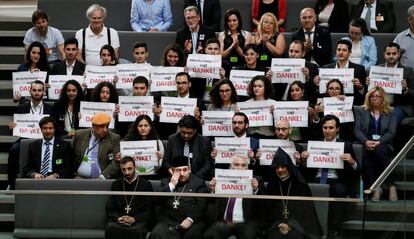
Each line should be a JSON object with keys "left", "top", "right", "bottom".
{"left": 300, "top": 8, "right": 317, "bottom": 32}
{"left": 275, "top": 119, "right": 291, "bottom": 140}
{"left": 230, "top": 155, "right": 249, "bottom": 170}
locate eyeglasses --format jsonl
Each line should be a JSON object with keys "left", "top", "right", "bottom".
{"left": 276, "top": 127, "right": 290, "bottom": 131}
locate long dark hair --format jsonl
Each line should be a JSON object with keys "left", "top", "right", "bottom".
{"left": 349, "top": 18, "right": 370, "bottom": 36}
{"left": 25, "top": 41, "right": 49, "bottom": 71}
{"left": 161, "top": 43, "right": 186, "bottom": 67}
{"left": 100, "top": 44, "right": 118, "bottom": 65}
{"left": 247, "top": 75, "right": 273, "bottom": 99}
{"left": 326, "top": 79, "right": 344, "bottom": 96}
{"left": 55, "top": 80, "right": 83, "bottom": 123}
{"left": 124, "top": 115, "right": 160, "bottom": 141}
{"left": 224, "top": 8, "right": 243, "bottom": 33}
{"left": 287, "top": 81, "right": 306, "bottom": 101}
{"left": 91, "top": 81, "right": 119, "bottom": 103}
{"left": 209, "top": 79, "right": 238, "bottom": 108}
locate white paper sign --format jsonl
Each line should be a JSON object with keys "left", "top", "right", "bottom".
{"left": 306, "top": 141, "right": 344, "bottom": 169}
{"left": 258, "top": 139, "right": 297, "bottom": 165}
{"left": 116, "top": 64, "right": 152, "bottom": 89}
{"left": 319, "top": 68, "right": 354, "bottom": 94}
{"left": 215, "top": 169, "right": 253, "bottom": 195}
{"left": 214, "top": 137, "right": 250, "bottom": 164}
{"left": 237, "top": 101, "right": 274, "bottom": 127}
{"left": 12, "top": 71, "right": 47, "bottom": 97}
{"left": 84, "top": 65, "right": 117, "bottom": 89}
{"left": 323, "top": 97, "right": 354, "bottom": 123}
{"left": 159, "top": 97, "right": 197, "bottom": 123}
{"left": 271, "top": 58, "right": 305, "bottom": 83}
{"left": 187, "top": 54, "right": 221, "bottom": 79}
{"left": 229, "top": 70, "right": 264, "bottom": 96}
{"left": 150, "top": 66, "right": 184, "bottom": 92}
{"left": 79, "top": 101, "right": 115, "bottom": 129}
{"left": 120, "top": 141, "right": 159, "bottom": 174}
{"left": 118, "top": 96, "right": 154, "bottom": 122}
{"left": 273, "top": 101, "right": 309, "bottom": 127}
{"left": 47, "top": 75, "right": 84, "bottom": 100}
{"left": 369, "top": 66, "right": 403, "bottom": 94}
{"left": 202, "top": 111, "right": 234, "bottom": 137}
{"left": 13, "top": 114, "right": 49, "bottom": 139}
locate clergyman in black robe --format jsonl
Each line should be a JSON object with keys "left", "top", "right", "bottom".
{"left": 264, "top": 148, "right": 322, "bottom": 239}
{"left": 105, "top": 156, "right": 154, "bottom": 239}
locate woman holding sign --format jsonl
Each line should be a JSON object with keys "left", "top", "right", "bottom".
{"left": 17, "top": 41, "right": 50, "bottom": 72}
{"left": 250, "top": 12, "right": 285, "bottom": 68}
{"left": 244, "top": 75, "right": 276, "bottom": 138}
{"left": 123, "top": 115, "right": 164, "bottom": 179}
{"left": 208, "top": 79, "right": 238, "bottom": 111}
{"left": 354, "top": 86, "right": 398, "bottom": 201}
{"left": 52, "top": 80, "right": 84, "bottom": 138}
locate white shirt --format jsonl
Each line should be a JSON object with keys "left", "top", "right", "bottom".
{"left": 30, "top": 101, "right": 44, "bottom": 114}
{"left": 223, "top": 198, "right": 245, "bottom": 223}
{"left": 77, "top": 132, "right": 101, "bottom": 178}
{"left": 66, "top": 60, "right": 75, "bottom": 75}
{"left": 75, "top": 25, "right": 120, "bottom": 65}
{"left": 361, "top": 1, "right": 378, "bottom": 31}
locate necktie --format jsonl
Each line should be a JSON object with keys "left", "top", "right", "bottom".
{"left": 41, "top": 141, "right": 51, "bottom": 176}
{"left": 319, "top": 168, "right": 328, "bottom": 184}
{"left": 364, "top": 5, "right": 372, "bottom": 33}
{"left": 184, "top": 142, "right": 190, "bottom": 157}
{"left": 225, "top": 198, "right": 236, "bottom": 223}
{"left": 90, "top": 140, "right": 100, "bottom": 179}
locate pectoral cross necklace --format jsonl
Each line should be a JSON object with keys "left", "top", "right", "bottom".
{"left": 172, "top": 184, "right": 187, "bottom": 209}
{"left": 122, "top": 176, "right": 139, "bottom": 214}
{"left": 279, "top": 180, "right": 292, "bottom": 220}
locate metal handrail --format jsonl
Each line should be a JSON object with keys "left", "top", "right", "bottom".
{"left": 364, "top": 135, "right": 414, "bottom": 195}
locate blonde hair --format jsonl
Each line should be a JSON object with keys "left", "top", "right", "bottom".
{"left": 363, "top": 86, "right": 393, "bottom": 115}
{"left": 258, "top": 12, "right": 279, "bottom": 35}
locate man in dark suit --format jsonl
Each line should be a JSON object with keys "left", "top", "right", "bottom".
{"left": 73, "top": 112, "right": 121, "bottom": 179}
{"left": 183, "top": 0, "right": 221, "bottom": 32}
{"left": 50, "top": 37, "right": 85, "bottom": 76}
{"left": 163, "top": 115, "right": 212, "bottom": 180}
{"left": 23, "top": 116, "right": 72, "bottom": 178}
{"left": 300, "top": 115, "right": 360, "bottom": 237}
{"left": 350, "top": 0, "right": 395, "bottom": 33}
{"left": 211, "top": 112, "right": 258, "bottom": 170}
{"left": 176, "top": 6, "right": 216, "bottom": 55}
{"left": 204, "top": 155, "right": 264, "bottom": 239}
{"left": 291, "top": 8, "right": 332, "bottom": 67}
{"left": 314, "top": 39, "right": 367, "bottom": 105}
{"left": 7, "top": 80, "right": 52, "bottom": 189}
{"left": 151, "top": 156, "right": 208, "bottom": 239}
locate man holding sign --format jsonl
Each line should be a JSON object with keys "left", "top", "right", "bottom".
{"left": 314, "top": 39, "right": 367, "bottom": 105}
{"left": 300, "top": 115, "right": 359, "bottom": 236}
{"left": 204, "top": 155, "right": 264, "bottom": 239}
{"left": 73, "top": 112, "right": 121, "bottom": 179}
{"left": 7, "top": 80, "right": 52, "bottom": 189}
{"left": 211, "top": 112, "right": 259, "bottom": 169}
{"left": 371, "top": 42, "right": 414, "bottom": 122}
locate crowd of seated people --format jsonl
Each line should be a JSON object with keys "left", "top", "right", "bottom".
{"left": 7, "top": 1, "right": 414, "bottom": 238}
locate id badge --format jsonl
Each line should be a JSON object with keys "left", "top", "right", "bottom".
{"left": 230, "top": 56, "right": 238, "bottom": 63}
{"left": 372, "top": 134, "right": 380, "bottom": 140}
{"left": 260, "top": 55, "right": 268, "bottom": 61}
{"left": 82, "top": 156, "right": 89, "bottom": 162}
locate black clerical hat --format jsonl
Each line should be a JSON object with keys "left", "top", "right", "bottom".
{"left": 172, "top": 156, "right": 189, "bottom": 167}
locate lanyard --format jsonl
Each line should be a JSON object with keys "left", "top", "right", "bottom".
{"left": 85, "top": 139, "right": 99, "bottom": 156}
{"left": 67, "top": 109, "right": 74, "bottom": 129}
{"left": 30, "top": 104, "right": 43, "bottom": 114}
{"left": 372, "top": 111, "right": 381, "bottom": 132}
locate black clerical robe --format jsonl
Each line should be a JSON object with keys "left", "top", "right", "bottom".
{"left": 105, "top": 177, "right": 153, "bottom": 239}
{"left": 265, "top": 178, "right": 322, "bottom": 239}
